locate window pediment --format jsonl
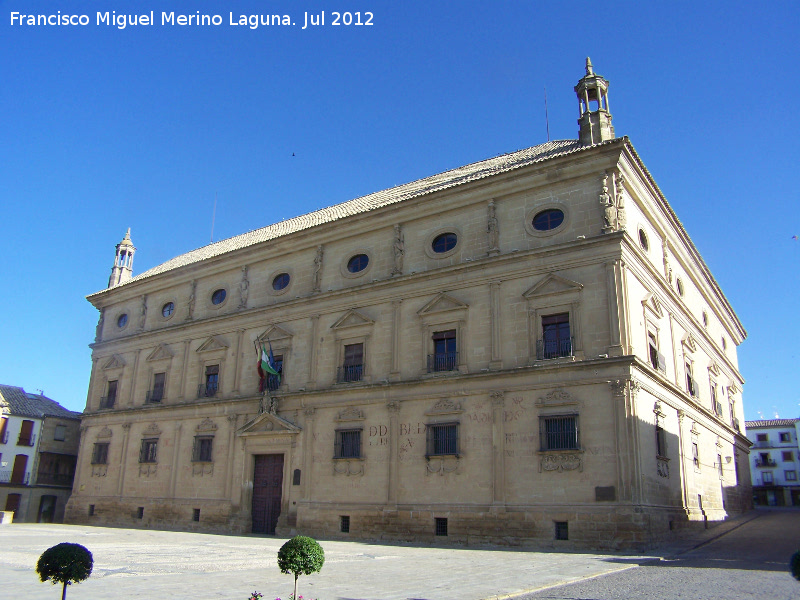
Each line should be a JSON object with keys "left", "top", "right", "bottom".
{"left": 336, "top": 407, "right": 365, "bottom": 422}
{"left": 417, "top": 293, "right": 469, "bottom": 317}
{"left": 102, "top": 354, "right": 126, "bottom": 370}
{"left": 96, "top": 426, "right": 113, "bottom": 439}
{"left": 239, "top": 412, "right": 301, "bottom": 436}
{"left": 708, "top": 361, "right": 721, "bottom": 377}
{"left": 681, "top": 333, "right": 698, "bottom": 353}
{"left": 523, "top": 273, "right": 583, "bottom": 301}
{"left": 425, "top": 398, "right": 463, "bottom": 416}
{"left": 146, "top": 343, "right": 173, "bottom": 362}
{"left": 331, "top": 308, "right": 374, "bottom": 330}
{"left": 196, "top": 418, "right": 217, "bottom": 433}
{"left": 257, "top": 324, "right": 294, "bottom": 344}
{"left": 642, "top": 292, "right": 664, "bottom": 318}
{"left": 142, "top": 423, "right": 162, "bottom": 436}
{"left": 196, "top": 336, "right": 229, "bottom": 353}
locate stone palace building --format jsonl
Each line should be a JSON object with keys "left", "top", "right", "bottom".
{"left": 65, "top": 60, "right": 751, "bottom": 548}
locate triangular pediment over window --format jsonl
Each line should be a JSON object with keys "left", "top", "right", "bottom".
{"left": 146, "top": 343, "right": 173, "bottom": 362}
{"left": 417, "top": 293, "right": 469, "bottom": 316}
{"left": 523, "top": 273, "right": 583, "bottom": 300}
{"left": 708, "top": 361, "right": 721, "bottom": 377}
{"left": 196, "top": 336, "right": 229, "bottom": 353}
{"left": 257, "top": 324, "right": 294, "bottom": 344}
{"left": 331, "top": 308, "right": 374, "bottom": 330}
{"left": 239, "top": 412, "right": 301, "bottom": 437}
{"left": 102, "top": 354, "right": 126, "bottom": 370}
{"left": 642, "top": 292, "right": 664, "bottom": 318}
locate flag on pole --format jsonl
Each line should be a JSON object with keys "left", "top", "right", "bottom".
{"left": 257, "top": 341, "right": 281, "bottom": 392}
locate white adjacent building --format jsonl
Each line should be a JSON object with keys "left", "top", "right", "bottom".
{"left": 745, "top": 418, "right": 800, "bottom": 506}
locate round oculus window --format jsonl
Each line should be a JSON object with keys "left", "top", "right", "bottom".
{"left": 117, "top": 314, "right": 128, "bottom": 328}
{"left": 432, "top": 232, "right": 458, "bottom": 254}
{"left": 272, "top": 273, "right": 290, "bottom": 291}
{"left": 211, "top": 288, "right": 227, "bottom": 305}
{"left": 161, "top": 302, "right": 174, "bottom": 317}
{"left": 532, "top": 209, "right": 565, "bottom": 231}
{"left": 347, "top": 254, "right": 369, "bottom": 273}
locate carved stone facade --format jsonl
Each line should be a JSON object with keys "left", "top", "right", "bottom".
{"left": 65, "top": 62, "right": 751, "bottom": 549}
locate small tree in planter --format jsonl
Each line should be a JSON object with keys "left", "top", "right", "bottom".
{"left": 36, "top": 543, "right": 93, "bottom": 600}
{"left": 277, "top": 535, "right": 324, "bottom": 600}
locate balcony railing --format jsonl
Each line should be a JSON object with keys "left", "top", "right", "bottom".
{"left": 755, "top": 458, "right": 777, "bottom": 468}
{"left": 36, "top": 472, "right": 75, "bottom": 487}
{"left": 17, "top": 434, "right": 36, "bottom": 447}
{"left": 267, "top": 374, "right": 281, "bottom": 392}
{"left": 427, "top": 351, "right": 458, "bottom": 373}
{"left": 99, "top": 395, "right": 116, "bottom": 409}
{"left": 536, "top": 337, "right": 574, "bottom": 360}
{"left": 197, "top": 383, "right": 219, "bottom": 398}
{"left": 337, "top": 364, "right": 363, "bottom": 383}
{"left": 0, "top": 470, "right": 30, "bottom": 485}
{"left": 146, "top": 390, "right": 164, "bottom": 404}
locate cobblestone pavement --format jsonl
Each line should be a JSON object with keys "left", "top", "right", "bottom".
{"left": 0, "top": 511, "right": 776, "bottom": 600}
{"left": 517, "top": 508, "right": 800, "bottom": 600}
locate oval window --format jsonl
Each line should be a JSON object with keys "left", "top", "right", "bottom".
{"left": 117, "top": 314, "right": 128, "bottom": 328}
{"left": 432, "top": 232, "right": 458, "bottom": 254}
{"left": 639, "top": 229, "right": 649, "bottom": 251}
{"left": 272, "top": 273, "right": 290, "bottom": 291}
{"left": 161, "top": 302, "right": 174, "bottom": 318}
{"left": 532, "top": 209, "right": 564, "bottom": 231}
{"left": 347, "top": 254, "right": 369, "bottom": 273}
{"left": 211, "top": 289, "right": 227, "bottom": 305}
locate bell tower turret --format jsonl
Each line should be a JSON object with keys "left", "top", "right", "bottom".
{"left": 575, "top": 57, "right": 615, "bottom": 145}
{"left": 108, "top": 228, "right": 136, "bottom": 288}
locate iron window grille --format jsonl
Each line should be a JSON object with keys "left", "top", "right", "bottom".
{"left": 199, "top": 365, "right": 219, "bottom": 397}
{"left": 334, "top": 429, "right": 362, "bottom": 459}
{"left": 340, "top": 515, "right": 350, "bottom": 533}
{"left": 139, "top": 439, "right": 158, "bottom": 463}
{"left": 192, "top": 436, "right": 213, "bottom": 462}
{"left": 655, "top": 424, "right": 667, "bottom": 458}
{"left": 338, "top": 343, "right": 364, "bottom": 383}
{"left": 435, "top": 517, "right": 448, "bottom": 536}
{"left": 429, "top": 330, "right": 458, "bottom": 372}
{"left": 692, "top": 443, "right": 699, "bottom": 468}
{"left": 538, "top": 313, "right": 573, "bottom": 360}
{"left": 193, "top": 508, "right": 201, "bottom": 522}
{"left": 267, "top": 356, "right": 283, "bottom": 391}
{"left": 554, "top": 521, "right": 569, "bottom": 540}
{"left": 101, "top": 380, "right": 118, "bottom": 409}
{"left": 147, "top": 372, "right": 166, "bottom": 403}
{"left": 426, "top": 423, "right": 459, "bottom": 457}
{"left": 539, "top": 414, "right": 579, "bottom": 451}
{"left": 91, "top": 443, "right": 109, "bottom": 465}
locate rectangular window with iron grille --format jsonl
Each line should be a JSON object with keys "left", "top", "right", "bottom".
{"left": 91, "top": 442, "right": 109, "bottom": 465}
{"left": 267, "top": 355, "right": 283, "bottom": 391}
{"left": 102, "top": 380, "right": 118, "bottom": 408}
{"left": 540, "top": 414, "right": 579, "bottom": 451}
{"left": 655, "top": 423, "right": 667, "bottom": 458}
{"left": 539, "top": 313, "right": 572, "bottom": 360}
{"left": 203, "top": 365, "right": 219, "bottom": 397}
{"left": 139, "top": 439, "right": 158, "bottom": 463}
{"left": 192, "top": 436, "right": 213, "bottom": 462}
{"left": 426, "top": 423, "right": 459, "bottom": 457}
{"left": 334, "top": 429, "right": 362, "bottom": 459}
{"left": 692, "top": 442, "right": 700, "bottom": 468}
{"left": 148, "top": 372, "right": 166, "bottom": 403}
{"left": 339, "top": 343, "right": 364, "bottom": 383}
{"left": 435, "top": 517, "right": 448, "bottom": 536}
{"left": 429, "top": 330, "right": 457, "bottom": 372}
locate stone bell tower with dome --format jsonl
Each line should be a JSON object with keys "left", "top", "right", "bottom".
{"left": 107, "top": 228, "right": 136, "bottom": 288}
{"left": 575, "top": 57, "right": 615, "bottom": 145}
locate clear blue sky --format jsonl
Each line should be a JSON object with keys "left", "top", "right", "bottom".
{"left": 0, "top": 1, "right": 797, "bottom": 419}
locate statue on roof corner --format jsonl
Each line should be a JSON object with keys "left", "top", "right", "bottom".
{"left": 600, "top": 171, "right": 617, "bottom": 232}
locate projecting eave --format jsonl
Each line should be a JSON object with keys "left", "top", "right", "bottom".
{"left": 86, "top": 137, "right": 626, "bottom": 305}
{"left": 619, "top": 141, "right": 747, "bottom": 343}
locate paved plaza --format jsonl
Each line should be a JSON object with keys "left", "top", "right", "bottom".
{"left": 0, "top": 511, "right": 781, "bottom": 600}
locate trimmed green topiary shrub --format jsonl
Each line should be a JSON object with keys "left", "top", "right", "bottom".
{"left": 277, "top": 535, "right": 324, "bottom": 600}
{"left": 791, "top": 550, "right": 800, "bottom": 581}
{"left": 36, "top": 542, "right": 93, "bottom": 600}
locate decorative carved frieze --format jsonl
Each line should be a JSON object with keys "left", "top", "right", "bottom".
{"left": 336, "top": 407, "right": 365, "bottom": 422}
{"left": 196, "top": 418, "right": 217, "bottom": 433}
{"left": 91, "top": 465, "right": 108, "bottom": 478}
{"left": 142, "top": 423, "right": 162, "bottom": 436}
{"left": 386, "top": 401, "right": 401, "bottom": 413}
{"left": 490, "top": 391, "right": 505, "bottom": 406}
{"left": 426, "top": 456, "right": 459, "bottom": 476}
{"left": 333, "top": 459, "right": 364, "bottom": 476}
{"left": 96, "top": 427, "right": 113, "bottom": 439}
{"left": 138, "top": 464, "right": 157, "bottom": 477}
{"left": 426, "top": 398, "right": 463, "bottom": 416}
{"left": 192, "top": 463, "right": 214, "bottom": 477}
{"left": 536, "top": 389, "right": 577, "bottom": 407}
{"left": 539, "top": 453, "right": 582, "bottom": 472}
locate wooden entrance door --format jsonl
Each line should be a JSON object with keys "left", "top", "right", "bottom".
{"left": 252, "top": 454, "right": 284, "bottom": 534}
